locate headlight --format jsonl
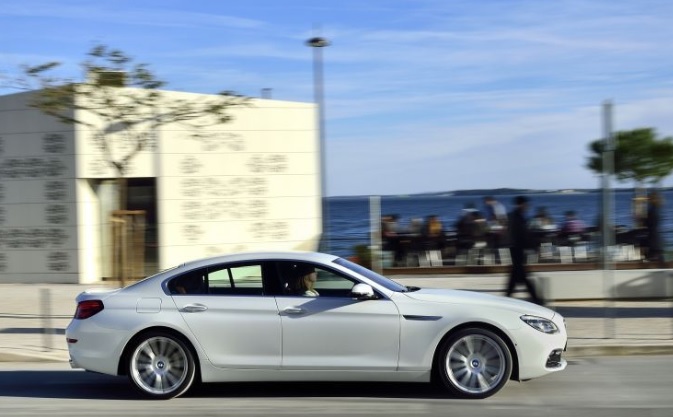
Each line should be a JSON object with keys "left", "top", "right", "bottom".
{"left": 520, "top": 315, "right": 559, "bottom": 334}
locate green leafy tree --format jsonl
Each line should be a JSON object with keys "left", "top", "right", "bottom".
{"left": 587, "top": 128, "right": 673, "bottom": 186}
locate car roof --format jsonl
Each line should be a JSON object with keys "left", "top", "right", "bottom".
{"left": 177, "top": 251, "right": 341, "bottom": 270}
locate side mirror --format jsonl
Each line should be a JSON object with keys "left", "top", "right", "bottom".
{"left": 351, "top": 283, "right": 377, "bottom": 301}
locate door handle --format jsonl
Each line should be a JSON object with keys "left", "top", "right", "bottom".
{"left": 282, "top": 306, "right": 305, "bottom": 315}
{"left": 182, "top": 303, "right": 208, "bottom": 313}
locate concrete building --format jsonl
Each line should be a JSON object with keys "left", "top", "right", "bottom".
{"left": 0, "top": 89, "right": 320, "bottom": 284}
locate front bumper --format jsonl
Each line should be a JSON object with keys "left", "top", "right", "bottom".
{"left": 514, "top": 313, "right": 568, "bottom": 379}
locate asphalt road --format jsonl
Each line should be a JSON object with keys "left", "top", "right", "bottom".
{"left": 1, "top": 356, "right": 672, "bottom": 417}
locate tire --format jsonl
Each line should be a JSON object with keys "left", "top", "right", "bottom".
{"left": 127, "top": 331, "right": 196, "bottom": 399}
{"left": 436, "top": 328, "right": 512, "bottom": 399}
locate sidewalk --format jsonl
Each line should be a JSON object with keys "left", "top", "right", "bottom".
{"left": 1, "top": 274, "right": 672, "bottom": 363}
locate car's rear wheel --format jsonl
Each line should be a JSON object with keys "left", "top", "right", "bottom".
{"left": 128, "top": 331, "right": 196, "bottom": 399}
{"left": 436, "top": 327, "right": 512, "bottom": 399}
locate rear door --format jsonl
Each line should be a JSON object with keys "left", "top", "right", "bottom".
{"left": 170, "top": 262, "right": 281, "bottom": 369}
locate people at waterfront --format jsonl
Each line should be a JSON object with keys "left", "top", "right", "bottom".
{"left": 483, "top": 196, "right": 508, "bottom": 248}
{"left": 559, "top": 210, "right": 587, "bottom": 245}
{"left": 505, "top": 196, "right": 543, "bottom": 305}
{"left": 455, "top": 204, "right": 487, "bottom": 250}
{"left": 381, "top": 214, "right": 399, "bottom": 237}
{"left": 560, "top": 210, "right": 586, "bottom": 233}
{"left": 371, "top": 192, "right": 666, "bottom": 270}
{"left": 632, "top": 189, "right": 649, "bottom": 228}
{"left": 483, "top": 196, "right": 508, "bottom": 228}
{"left": 422, "top": 214, "right": 445, "bottom": 250}
{"left": 381, "top": 214, "right": 404, "bottom": 265}
{"left": 528, "top": 206, "right": 556, "bottom": 249}
{"left": 529, "top": 206, "right": 555, "bottom": 230}
{"left": 409, "top": 217, "right": 424, "bottom": 235}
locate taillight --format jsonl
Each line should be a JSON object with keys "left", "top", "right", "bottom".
{"left": 74, "top": 300, "right": 104, "bottom": 319}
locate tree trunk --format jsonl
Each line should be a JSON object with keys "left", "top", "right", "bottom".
{"left": 113, "top": 175, "right": 128, "bottom": 286}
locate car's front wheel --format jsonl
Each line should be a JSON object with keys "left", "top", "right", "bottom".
{"left": 436, "top": 327, "right": 512, "bottom": 399}
{"left": 127, "top": 331, "right": 196, "bottom": 399}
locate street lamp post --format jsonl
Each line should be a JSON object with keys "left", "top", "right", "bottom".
{"left": 306, "top": 36, "right": 330, "bottom": 253}
{"left": 601, "top": 100, "right": 616, "bottom": 338}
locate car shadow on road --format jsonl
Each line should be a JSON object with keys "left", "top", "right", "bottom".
{"left": 0, "top": 370, "right": 140, "bottom": 400}
{"left": 0, "top": 370, "right": 453, "bottom": 401}
{"left": 189, "top": 381, "right": 448, "bottom": 400}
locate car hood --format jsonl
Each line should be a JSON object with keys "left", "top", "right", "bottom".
{"left": 402, "top": 288, "right": 555, "bottom": 319}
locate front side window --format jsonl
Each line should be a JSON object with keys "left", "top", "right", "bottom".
{"left": 277, "top": 261, "right": 357, "bottom": 298}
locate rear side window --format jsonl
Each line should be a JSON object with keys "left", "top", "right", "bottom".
{"left": 169, "top": 269, "right": 207, "bottom": 295}
{"left": 207, "top": 268, "right": 231, "bottom": 288}
{"left": 208, "top": 264, "right": 264, "bottom": 294}
{"left": 169, "top": 264, "right": 265, "bottom": 296}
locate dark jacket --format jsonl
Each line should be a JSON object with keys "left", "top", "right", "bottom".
{"left": 508, "top": 208, "right": 529, "bottom": 251}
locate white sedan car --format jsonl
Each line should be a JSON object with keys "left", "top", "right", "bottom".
{"left": 66, "top": 251, "right": 567, "bottom": 399}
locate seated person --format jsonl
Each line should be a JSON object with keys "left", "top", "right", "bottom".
{"left": 559, "top": 210, "right": 587, "bottom": 245}
{"left": 289, "top": 263, "right": 319, "bottom": 297}
{"left": 422, "top": 214, "right": 445, "bottom": 250}
{"left": 529, "top": 206, "right": 555, "bottom": 230}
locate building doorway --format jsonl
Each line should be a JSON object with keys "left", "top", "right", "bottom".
{"left": 98, "top": 178, "right": 158, "bottom": 281}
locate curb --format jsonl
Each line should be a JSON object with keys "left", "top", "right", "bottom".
{"left": 566, "top": 345, "right": 673, "bottom": 357}
{"left": 0, "top": 351, "right": 68, "bottom": 363}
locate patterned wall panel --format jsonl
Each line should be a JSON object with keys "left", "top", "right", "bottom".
{"left": 157, "top": 98, "right": 321, "bottom": 267}
{"left": 0, "top": 94, "right": 78, "bottom": 282}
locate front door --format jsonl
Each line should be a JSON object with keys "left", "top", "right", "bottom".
{"left": 273, "top": 261, "right": 401, "bottom": 370}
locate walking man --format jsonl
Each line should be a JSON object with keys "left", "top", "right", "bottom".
{"left": 506, "top": 196, "right": 543, "bottom": 305}
{"left": 645, "top": 190, "right": 665, "bottom": 267}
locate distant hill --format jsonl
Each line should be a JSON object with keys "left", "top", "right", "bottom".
{"left": 331, "top": 187, "right": 672, "bottom": 199}
{"left": 423, "top": 188, "right": 604, "bottom": 197}
{"left": 417, "top": 187, "right": 671, "bottom": 198}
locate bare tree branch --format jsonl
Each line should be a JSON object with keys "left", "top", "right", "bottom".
{"left": 17, "top": 43, "right": 250, "bottom": 183}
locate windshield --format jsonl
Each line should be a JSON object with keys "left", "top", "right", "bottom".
{"left": 333, "top": 257, "right": 408, "bottom": 292}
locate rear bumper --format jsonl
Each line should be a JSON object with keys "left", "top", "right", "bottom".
{"left": 66, "top": 319, "right": 126, "bottom": 376}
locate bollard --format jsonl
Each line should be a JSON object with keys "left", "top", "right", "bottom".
{"left": 602, "top": 264, "right": 616, "bottom": 339}
{"left": 668, "top": 272, "right": 673, "bottom": 340}
{"left": 40, "top": 288, "right": 53, "bottom": 352}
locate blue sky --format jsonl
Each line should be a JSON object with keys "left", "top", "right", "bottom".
{"left": 3, "top": 0, "right": 673, "bottom": 196}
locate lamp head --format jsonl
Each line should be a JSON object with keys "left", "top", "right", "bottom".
{"left": 306, "top": 37, "right": 330, "bottom": 47}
